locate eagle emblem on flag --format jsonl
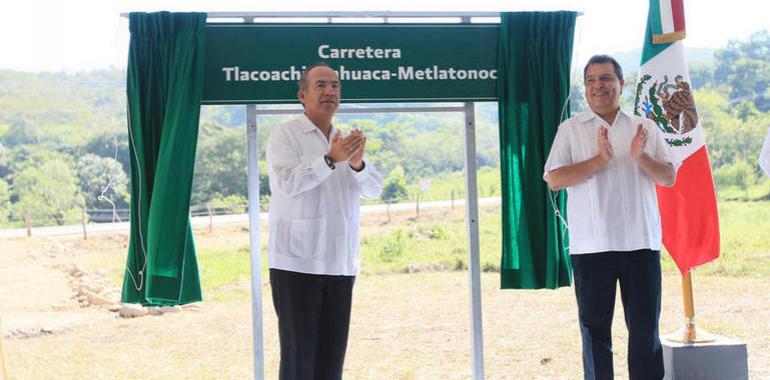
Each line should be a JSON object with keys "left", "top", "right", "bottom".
{"left": 634, "top": 74, "right": 699, "bottom": 147}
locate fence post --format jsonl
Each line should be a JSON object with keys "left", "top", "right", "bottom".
{"left": 24, "top": 208, "right": 31, "bottom": 237}
{"left": 451, "top": 189, "right": 455, "bottom": 210}
{"left": 81, "top": 207, "right": 88, "bottom": 240}
{"left": 415, "top": 193, "right": 420, "bottom": 217}
{"left": 207, "top": 204, "right": 213, "bottom": 233}
{"left": 386, "top": 201, "right": 391, "bottom": 223}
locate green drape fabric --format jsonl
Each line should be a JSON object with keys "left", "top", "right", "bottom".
{"left": 122, "top": 12, "right": 206, "bottom": 306}
{"left": 498, "top": 12, "right": 576, "bottom": 289}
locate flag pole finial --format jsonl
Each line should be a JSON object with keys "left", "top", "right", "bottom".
{"left": 652, "top": 31, "right": 686, "bottom": 44}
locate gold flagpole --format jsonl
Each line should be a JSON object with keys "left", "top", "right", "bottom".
{"left": 682, "top": 271, "right": 697, "bottom": 342}
{"left": 666, "top": 270, "right": 716, "bottom": 343}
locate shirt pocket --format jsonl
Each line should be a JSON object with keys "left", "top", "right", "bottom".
{"left": 289, "top": 218, "right": 327, "bottom": 259}
{"left": 567, "top": 179, "right": 599, "bottom": 239}
{"left": 573, "top": 132, "right": 598, "bottom": 164}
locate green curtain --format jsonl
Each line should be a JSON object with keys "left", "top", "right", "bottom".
{"left": 122, "top": 12, "right": 206, "bottom": 306}
{"left": 498, "top": 12, "right": 575, "bottom": 289}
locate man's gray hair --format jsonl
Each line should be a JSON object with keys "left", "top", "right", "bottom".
{"left": 298, "top": 62, "right": 334, "bottom": 91}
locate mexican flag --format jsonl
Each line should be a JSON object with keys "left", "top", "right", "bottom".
{"left": 634, "top": 0, "right": 720, "bottom": 274}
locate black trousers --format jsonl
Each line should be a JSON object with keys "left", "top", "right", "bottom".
{"left": 571, "top": 250, "right": 665, "bottom": 380}
{"left": 270, "top": 268, "right": 356, "bottom": 380}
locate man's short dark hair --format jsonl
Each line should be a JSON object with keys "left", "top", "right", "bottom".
{"left": 298, "top": 62, "right": 334, "bottom": 91}
{"left": 583, "top": 55, "right": 624, "bottom": 80}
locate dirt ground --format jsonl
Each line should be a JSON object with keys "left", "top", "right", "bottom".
{"left": 1, "top": 222, "right": 768, "bottom": 379}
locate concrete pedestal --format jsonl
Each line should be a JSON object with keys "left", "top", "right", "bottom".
{"left": 662, "top": 334, "right": 748, "bottom": 380}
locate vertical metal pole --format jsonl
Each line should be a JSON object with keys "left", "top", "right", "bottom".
{"left": 246, "top": 104, "right": 264, "bottom": 380}
{"left": 460, "top": 14, "right": 484, "bottom": 379}
{"left": 463, "top": 102, "right": 484, "bottom": 379}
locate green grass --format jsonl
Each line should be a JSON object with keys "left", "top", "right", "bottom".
{"left": 716, "top": 179, "right": 770, "bottom": 201}
{"left": 672, "top": 200, "right": 770, "bottom": 278}
{"left": 412, "top": 166, "right": 502, "bottom": 201}
{"left": 190, "top": 206, "right": 505, "bottom": 301}
{"left": 100, "top": 199, "right": 769, "bottom": 303}
{"left": 196, "top": 245, "right": 269, "bottom": 302}
{"left": 360, "top": 205, "right": 503, "bottom": 274}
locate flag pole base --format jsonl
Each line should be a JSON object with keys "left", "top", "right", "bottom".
{"left": 663, "top": 319, "right": 717, "bottom": 344}
{"left": 661, "top": 332, "right": 749, "bottom": 379}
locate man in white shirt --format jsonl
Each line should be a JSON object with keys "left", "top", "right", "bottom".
{"left": 266, "top": 63, "right": 384, "bottom": 380}
{"left": 544, "top": 55, "right": 676, "bottom": 380}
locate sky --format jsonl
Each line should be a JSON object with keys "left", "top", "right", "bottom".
{"left": 0, "top": 0, "right": 767, "bottom": 72}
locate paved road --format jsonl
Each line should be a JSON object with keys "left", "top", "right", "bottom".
{"left": 0, "top": 197, "right": 501, "bottom": 238}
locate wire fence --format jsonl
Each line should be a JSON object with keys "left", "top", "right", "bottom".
{"left": 2, "top": 204, "right": 252, "bottom": 233}
{"left": 1, "top": 187, "right": 496, "bottom": 237}
{"left": 84, "top": 205, "right": 251, "bottom": 223}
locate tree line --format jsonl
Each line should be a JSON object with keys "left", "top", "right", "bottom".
{"left": 0, "top": 30, "right": 767, "bottom": 227}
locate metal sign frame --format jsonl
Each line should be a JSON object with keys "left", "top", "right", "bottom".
{"left": 238, "top": 12, "right": 489, "bottom": 380}
{"left": 116, "top": 11, "right": 496, "bottom": 379}
{"left": 247, "top": 102, "right": 484, "bottom": 380}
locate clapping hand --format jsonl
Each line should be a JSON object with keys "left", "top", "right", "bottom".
{"left": 630, "top": 123, "right": 648, "bottom": 160}
{"left": 327, "top": 129, "right": 364, "bottom": 165}
{"left": 597, "top": 126, "right": 613, "bottom": 164}
{"left": 347, "top": 130, "right": 366, "bottom": 170}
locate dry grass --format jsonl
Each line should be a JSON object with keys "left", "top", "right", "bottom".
{"left": 4, "top": 272, "right": 769, "bottom": 379}
{"left": 1, "top": 212, "right": 769, "bottom": 379}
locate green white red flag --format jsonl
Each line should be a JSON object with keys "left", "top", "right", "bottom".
{"left": 634, "top": 0, "right": 720, "bottom": 274}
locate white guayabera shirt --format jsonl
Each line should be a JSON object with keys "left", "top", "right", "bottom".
{"left": 266, "top": 114, "right": 384, "bottom": 276}
{"left": 544, "top": 110, "right": 674, "bottom": 255}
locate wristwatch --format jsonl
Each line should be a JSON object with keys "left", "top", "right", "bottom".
{"left": 323, "top": 155, "right": 335, "bottom": 170}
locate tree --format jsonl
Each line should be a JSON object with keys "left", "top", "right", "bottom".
{"left": 699, "top": 89, "right": 767, "bottom": 172}
{"left": 12, "top": 160, "right": 84, "bottom": 226}
{"left": 338, "top": 119, "right": 407, "bottom": 177}
{"left": 0, "top": 142, "right": 9, "bottom": 179}
{"left": 0, "top": 119, "right": 39, "bottom": 146}
{"left": 713, "top": 156, "right": 757, "bottom": 199}
{"left": 75, "top": 154, "right": 129, "bottom": 211}
{"left": 734, "top": 100, "right": 760, "bottom": 122}
{"left": 689, "top": 62, "right": 714, "bottom": 88}
{"left": 381, "top": 165, "right": 409, "bottom": 203}
{"left": 192, "top": 124, "right": 248, "bottom": 205}
{"left": 380, "top": 165, "right": 409, "bottom": 222}
{"left": 5, "top": 145, "right": 73, "bottom": 185}
{"left": 713, "top": 30, "right": 770, "bottom": 111}
{"left": 208, "top": 194, "right": 248, "bottom": 214}
{"left": 85, "top": 132, "right": 130, "bottom": 173}
{"left": 258, "top": 160, "right": 271, "bottom": 200}
{"left": 403, "top": 129, "right": 463, "bottom": 180}
{"left": 0, "top": 179, "right": 10, "bottom": 224}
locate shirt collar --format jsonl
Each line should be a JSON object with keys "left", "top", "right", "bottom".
{"left": 578, "top": 108, "right": 629, "bottom": 125}
{"left": 299, "top": 113, "right": 336, "bottom": 140}
{"left": 299, "top": 113, "right": 319, "bottom": 134}
{"left": 576, "top": 111, "right": 597, "bottom": 123}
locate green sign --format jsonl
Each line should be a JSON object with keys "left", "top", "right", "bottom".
{"left": 202, "top": 23, "right": 499, "bottom": 104}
